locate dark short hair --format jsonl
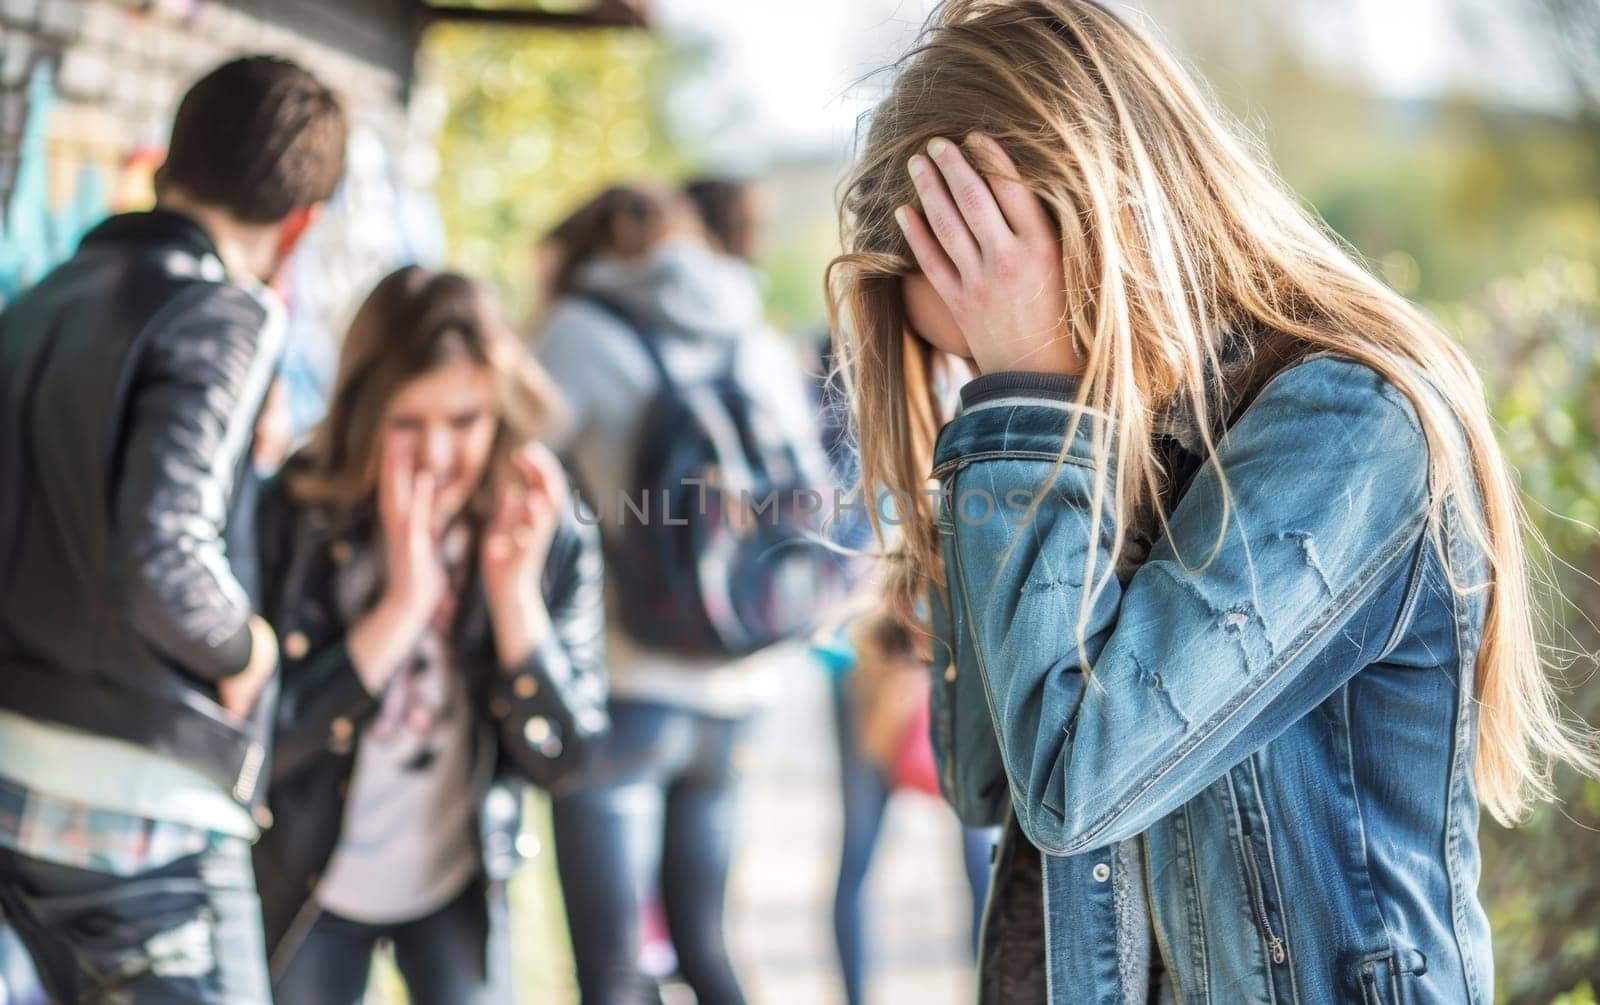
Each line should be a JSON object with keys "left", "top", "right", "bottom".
{"left": 683, "top": 176, "right": 760, "bottom": 261}
{"left": 157, "top": 56, "right": 346, "bottom": 224}
{"left": 543, "top": 184, "right": 684, "bottom": 297}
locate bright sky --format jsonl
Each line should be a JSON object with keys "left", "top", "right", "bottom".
{"left": 1293, "top": 0, "right": 1570, "bottom": 109}
{"left": 654, "top": 0, "right": 937, "bottom": 162}
{"left": 653, "top": 0, "right": 1575, "bottom": 164}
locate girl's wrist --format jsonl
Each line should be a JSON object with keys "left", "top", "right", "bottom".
{"left": 974, "top": 337, "right": 1083, "bottom": 377}
{"left": 379, "top": 587, "right": 434, "bottom": 630}
{"left": 349, "top": 596, "right": 429, "bottom": 694}
{"left": 371, "top": 590, "right": 433, "bottom": 655}
{"left": 488, "top": 591, "right": 551, "bottom": 669}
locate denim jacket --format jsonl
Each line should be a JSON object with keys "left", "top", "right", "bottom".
{"left": 930, "top": 355, "right": 1492, "bottom": 1003}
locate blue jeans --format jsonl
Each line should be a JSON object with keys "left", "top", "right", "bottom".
{"left": 0, "top": 836, "right": 269, "bottom": 1004}
{"left": 0, "top": 922, "right": 45, "bottom": 1005}
{"left": 551, "top": 699, "right": 748, "bottom": 1005}
{"left": 271, "top": 873, "right": 510, "bottom": 1005}
{"left": 829, "top": 674, "right": 995, "bottom": 1005}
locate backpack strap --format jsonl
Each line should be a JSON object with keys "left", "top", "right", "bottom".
{"left": 581, "top": 293, "right": 741, "bottom": 388}
{"left": 580, "top": 294, "right": 674, "bottom": 389}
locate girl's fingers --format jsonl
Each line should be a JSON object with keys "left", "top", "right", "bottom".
{"left": 965, "top": 133, "right": 1054, "bottom": 240}
{"left": 497, "top": 483, "right": 545, "bottom": 531}
{"left": 518, "top": 450, "right": 550, "bottom": 499}
{"left": 488, "top": 485, "right": 514, "bottom": 531}
{"left": 483, "top": 487, "right": 515, "bottom": 560}
{"left": 518, "top": 443, "right": 568, "bottom": 507}
{"left": 381, "top": 435, "right": 414, "bottom": 531}
{"left": 907, "top": 154, "right": 981, "bottom": 279}
{"left": 518, "top": 496, "right": 543, "bottom": 542}
{"left": 409, "top": 471, "right": 436, "bottom": 543}
{"left": 534, "top": 450, "right": 567, "bottom": 502}
{"left": 512, "top": 443, "right": 541, "bottom": 480}
{"left": 377, "top": 441, "right": 398, "bottom": 525}
{"left": 925, "top": 136, "right": 1013, "bottom": 252}
{"left": 895, "top": 206, "right": 964, "bottom": 315}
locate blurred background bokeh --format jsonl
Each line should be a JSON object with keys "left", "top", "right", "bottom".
{"left": 0, "top": 0, "right": 1595, "bottom": 1002}
{"left": 427, "top": 6, "right": 1600, "bottom": 991}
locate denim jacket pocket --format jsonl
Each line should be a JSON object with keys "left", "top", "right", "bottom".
{"left": 1346, "top": 948, "right": 1428, "bottom": 1005}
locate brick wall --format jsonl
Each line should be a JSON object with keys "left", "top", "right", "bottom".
{"left": 0, "top": 0, "right": 446, "bottom": 427}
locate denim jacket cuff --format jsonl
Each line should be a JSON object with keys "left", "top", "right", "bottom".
{"left": 933, "top": 372, "right": 1105, "bottom": 479}
{"left": 958, "top": 370, "right": 1083, "bottom": 408}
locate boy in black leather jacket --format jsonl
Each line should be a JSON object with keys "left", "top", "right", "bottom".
{"left": 0, "top": 56, "right": 345, "bottom": 1003}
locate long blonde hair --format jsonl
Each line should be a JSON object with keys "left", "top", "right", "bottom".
{"left": 826, "top": 0, "right": 1597, "bottom": 824}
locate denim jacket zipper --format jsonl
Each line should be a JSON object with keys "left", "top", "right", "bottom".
{"left": 1240, "top": 833, "right": 1287, "bottom": 966}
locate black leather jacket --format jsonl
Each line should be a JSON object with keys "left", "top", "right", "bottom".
{"left": 250, "top": 464, "right": 608, "bottom": 973}
{"left": 0, "top": 211, "right": 281, "bottom": 809}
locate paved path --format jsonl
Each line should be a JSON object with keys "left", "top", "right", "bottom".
{"left": 717, "top": 648, "right": 979, "bottom": 1005}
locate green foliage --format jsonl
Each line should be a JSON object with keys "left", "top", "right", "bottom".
{"left": 1440, "top": 257, "right": 1600, "bottom": 1004}
{"left": 1441, "top": 259, "right": 1600, "bottom": 557}
{"left": 425, "top": 24, "right": 692, "bottom": 321}
{"left": 758, "top": 212, "right": 839, "bottom": 338}
{"left": 1249, "top": 70, "right": 1600, "bottom": 999}
{"left": 1553, "top": 980, "right": 1599, "bottom": 1005}
{"left": 1307, "top": 111, "right": 1600, "bottom": 303}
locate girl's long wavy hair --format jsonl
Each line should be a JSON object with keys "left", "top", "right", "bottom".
{"left": 290, "top": 266, "right": 562, "bottom": 525}
{"left": 826, "top": 0, "right": 1597, "bottom": 824}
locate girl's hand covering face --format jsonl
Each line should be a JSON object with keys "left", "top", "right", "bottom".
{"left": 903, "top": 272, "right": 972, "bottom": 361}
{"left": 898, "top": 133, "right": 1083, "bottom": 376}
{"left": 480, "top": 442, "right": 567, "bottom": 610}
{"left": 378, "top": 430, "right": 449, "bottom": 623}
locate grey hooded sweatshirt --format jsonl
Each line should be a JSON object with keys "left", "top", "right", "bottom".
{"left": 534, "top": 240, "right": 825, "bottom": 717}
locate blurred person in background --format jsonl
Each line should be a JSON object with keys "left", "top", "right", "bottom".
{"left": 0, "top": 56, "right": 344, "bottom": 1004}
{"left": 829, "top": 0, "right": 1600, "bottom": 1001}
{"left": 535, "top": 183, "right": 833, "bottom": 1004}
{"left": 811, "top": 606, "right": 997, "bottom": 1005}
{"left": 683, "top": 176, "right": 768, "bottom": 265}
{"left": 252, "top": 267, "right": 608, "bottom": 1004}
{"left": 810, "top": 335, "right": 996, "bottom": 1005}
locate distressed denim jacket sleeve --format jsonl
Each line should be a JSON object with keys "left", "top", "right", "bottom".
{"left": 931, "top": 357, "right": 1432, "bottom": 855}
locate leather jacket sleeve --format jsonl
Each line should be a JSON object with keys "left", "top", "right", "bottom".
{"left": 254, "top": 473, "right": 382, "bottom": 785}
{"left": 109, "top": 283, "right": 281, "bottom": 683}
{"left": 490, "top": 504, "right": 609, "bottom": 792}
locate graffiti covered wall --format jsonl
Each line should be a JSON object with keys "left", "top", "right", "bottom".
{"left": 0, "top": 0, "right": 445, "bottom": 428}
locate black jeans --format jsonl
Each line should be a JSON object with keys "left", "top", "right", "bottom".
{"left": 271, "top": 872, "right": 510, "bottom": 1005}
{"left": 0, "top": 836, "right": 270, "bottom": 1004}
{"left": 552, "top": 699, "right": 749, "bottom": 1005}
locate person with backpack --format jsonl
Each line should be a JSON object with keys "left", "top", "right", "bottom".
{"left": 535, "top": 183, "right": 837, "bottom": 1004}
{"left": 0, "top": 56, "right": 345, "bottom": 1003}
{"left": 253, "top": 266, "right": 608, "bottom": 1004}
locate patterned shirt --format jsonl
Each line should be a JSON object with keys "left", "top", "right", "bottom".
{"left": 0, "top": 774, "right": 210, "bottom": 875}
